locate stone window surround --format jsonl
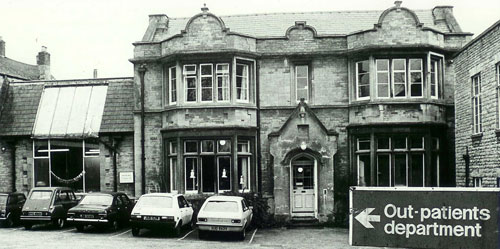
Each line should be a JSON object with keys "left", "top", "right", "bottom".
{"left": 164, "top": 57, "right": 255, "bottom": 106}
{"left": 353, "top": 52, "right": 444, "bottom": 101}
{"left": 471, "top": 73, "right": 482, "bottom": 135}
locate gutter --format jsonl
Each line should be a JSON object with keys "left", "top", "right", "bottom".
{"left": 138, "top": 64, "right": 147, "bottom": 195}
{"left": 256, "top": 61, "right": 262, "bottom": 193}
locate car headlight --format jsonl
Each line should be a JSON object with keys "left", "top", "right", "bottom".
{"left": 49, "top": 206, "right": 55, "bottom": 213}
{"left": 198, "top": 217, "right": 207, "bottom": 222}
{"left": 231, "top": 219, "right": 241, "bottom": 224}
{"left": 161, "top": 216, "right": 174, "bottom": 220}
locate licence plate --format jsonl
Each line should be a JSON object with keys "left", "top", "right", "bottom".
{"left": 144, "top": 216, "right": 160, "bottom": 221}
{"left": 31, "top": 212, "right": 42, "bottom": 216}
{"left": 84, "top": 214, "right": 94, "bottom": 219}
{"left": 210, "top": 226, "right": 228, "bottom": 231}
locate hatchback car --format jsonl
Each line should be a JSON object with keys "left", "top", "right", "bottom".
{"left": 0, "top": 193, "right": 26, "bottom": 227}
{"left": 67, "top": 192, "right": 134, "bottom": 231}
{"left": 197, "top": 196, "right": 253, "bottom": 240}
{"left": 130, "top": 193, "right": 193, "bottom": 236}
{"left": 21, "top": 187, "right": 78, "bottom": 229}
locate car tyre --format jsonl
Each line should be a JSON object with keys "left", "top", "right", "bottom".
{"left": 174, "top": 222, "right": 182, "bottom": 237}
{"left": 198, "top": 229, "right": 206, "bottom": 240}
{"left": 239, "top": 228, "right": 246, "bottom": 241}
{"left": 54, "top": 218, "right": 65, "bottom": 229}
{"left": 132, "top": 227, "right": 140, "bottom": 237}
{"left": 24, "top": 224, "right": 32, "bottom": 230}
{"left": 75, "top": 225, "right": 84, "bottom": 232}
{"left": 4, "top": 214, "right": 13, "bottom": 228}
{"left": 112, "top": 220, "right": 120, "bottom": 231}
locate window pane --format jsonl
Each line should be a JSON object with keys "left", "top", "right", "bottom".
{"left": 218, "top": 157, "right": 231, "bottom": 191}
{"left": 185, "top": 141, "right": 197, "bottom": 153}
{"left": 394, "top": 137, "right": 406, "bottom": 149}
{"left": 410, "top": 136, "right": 424, "bottom": 149}
{"left": 217, "top": 140, "right": 231, "bottom": 153}
{"left": 393, "top": 83, "right": 406, "bottom": 97}
{"left": 169, "top": 142, "right": 177, "bottom": 155}
{"left": 84, "top": 157, "right": 100, "bottom": 192}
{"left": 358, "top": 154, "right": 371, "bottom": 186}
{"left": 296, "top": 65, "right": 308, "bottom": 78}
{"left": 377, "top": 154, "right": 390, "bottom": 186}
{"left": 377, "top": 137, "right": 390, "bottom": 150}
{"left": 394, "top": 154, "right": 407, "bottom": 186}
{"left": 431, "top": 153, "right": 439, "bottom": 187}
{"left": 377, "top": 84, "right": 389, "bottom": 98}
{"left": 201, "top": 156, "right": 215, "bottom": 192}
{"left": 184, "top": 65, "right": 196, "bottom": 74}
{"left": 187, "top": 89, "right": 196, "bottom": 102}
{"left": 185, "top": 158, "right": 198, "bottom": 191}
{"left": 410, "top": 154, "right": 424, "bottom": 187}
{"left": 169, "top": 67, "right": 177, "bottom": 103}
{"left": 170, "top": 157, "right": 177, "bottom": 191}
{"left": 238, "top": 157, "right": 250, "bottom": 191}
{"left": 201, "top": 140, "right": 214, "bottom": 153}
{"left": 201, "top": 77, "right": 212, "bottom": 88}
{"left": 34, "top": 140, "right": 49, "bottom": 157}
{"left": 201, "top": 65, "right": 212, "bottom": 75}
{"left": 217, "top": 73, "right": 230, "bottom": 101}
{"left": 357, "top": 139, "right": 370, "bottom": 151}
{"left": 377, "top": 60, "right": 388, "bottom": 71}
{"left": 359, "top": 85, "right": 370, "bottom": 98}
{"left": 34, "top": 158, "right": 49, "bottom": 187}
{"left": 297, "top": 89, "right": 308, "bottom": 101}
{"left": 410, "top": 82, "right": 422, "bottom": 97}
{"left": 237, "top": 141, "right": 249, "bottom": 153}
{"left": 377, "top": 73, "right": 389, "bottom": 83}
{"left": 50, "top": 140, "right": 83, "bottom": 191}
{"left": 409, "top": 59, "right": 422, "bottom": 70}
{"left": 393, "top": 59, "right": 405, "bottom": 71}
{"left": 202, "top": 89, "right": 212, "bottom": 101}
{"left": 358, "top": 61, "right": 369, "bottom": 74}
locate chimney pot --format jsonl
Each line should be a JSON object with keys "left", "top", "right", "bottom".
{"left": 394, "top": 1, "right": 402, "bottom": 8}
{"left": 0, "top": 37, "right": 5, "bottom": 57}
{"left": 201, "top": 3, "right": 209, "bottom": 13}
{"left": 93, "top": 69, "right": 98, "bottom": 79}
{"left": 41, "top": 46, "right": 47, "bottom": 52}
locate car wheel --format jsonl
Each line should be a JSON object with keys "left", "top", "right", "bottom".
{"left": 132, "top": 227, "right": 140, "bottom": 237}
{"left": 239, "top": 228, "right": 246, "bottom": 241}
{"left": 198, "top": 229, "right": 206, "bottom": 240}
{"left": 54, "top": 218, "right": 65, "bottom": 229}
{"left": 174, "top": 222, "right": 182, "bottom": 237}
{"left": 24, "top": 224, "right": 32, "bottom": 230}
{"left": 75, "top": 225, "right": 84, "bottom": 232}
{"left": 4, "top": 214, "right": 13, "bottom": 228}
{"left": 112, "top": 220, "right": 120, "bottom": 231}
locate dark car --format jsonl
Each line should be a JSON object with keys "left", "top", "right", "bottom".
{"left": 21, "top": 187, "right": 78, "bottom": 229}
{"left": 0, "top": 193, "right": 26, "bottom": 227}
{"left": 67, "top": 192, "right": 134, "bottom": 232}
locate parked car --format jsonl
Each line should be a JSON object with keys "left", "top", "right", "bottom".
{"left": 0, "top": 192, "right": 26, "bottom": 227}
{"left": 197, "top": 196, "right": 253, "bottom": 240}
{"left": 130, "top": 193, "right": 193, "bottom": 236}
{"left": 67, "top": 192, "right": 134, "bottom": 231}
{"left": 21, "top": 187, "right": 78, "bottom": 229}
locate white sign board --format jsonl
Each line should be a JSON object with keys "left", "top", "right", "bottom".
{"left": 119, "top": 171, "right": 134, "bottom": 184}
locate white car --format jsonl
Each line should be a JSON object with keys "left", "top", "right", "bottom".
{"left": 130, "top": 193, "right": 193, "bottom": 236}
{"left": 196, "top": 196, "right": 253, "bottom": 240}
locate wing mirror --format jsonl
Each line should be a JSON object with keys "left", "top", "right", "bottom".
{"left": 188, "top": 203, "right": 193, "bottom": 207}
{"left": 249, "top": 206, "right": 253, "bottom": 210}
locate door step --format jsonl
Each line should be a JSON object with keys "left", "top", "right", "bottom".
{"left": 288, "top": 217, "right": 320, "bottom": 227}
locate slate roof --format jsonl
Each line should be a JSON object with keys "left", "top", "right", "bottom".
{"left": 0, "top": 56, "right": 40, "bottom": 80}
{"left": 0, "top": 78, "right": 134, "bottom": 137}
{"left": 150, "top": 9, "right": 453, "bottom": 42}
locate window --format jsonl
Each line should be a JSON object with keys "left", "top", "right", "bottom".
{"left": 473, "top": 177, "right": 482, "bottom": 188}
{"left": 430, "top": 57, "right": 442, "bottom": 99}
{"left": 392, "top": 59, "right": 406, "bottom": 98}
{"left": 356, "top": 135, "right": 437, "bottom": 187}
{"left": 184, "top": 65, "right": 197, "bottom": 102}
{"left": 356, "top": 60, "right": 370, "bottom": 100}
{"left": 216, "top": 63, "right": 230, "bottom": 102}
{"left": 200, "top": 64, "right": 213, "bottom": 102}
{"left": 409, "top": 59, "right": 423, "bottom": 97}
{"left": 376, "top": 60, "right": 390, "bottom": 98}
{"left": 169, "top": 66, "right": 177, "bottom": 104}
{"left": 472, "top": 74, "right": 482, "bottom": 134}
{"left": 295, "top": 65, "right": 309, "bottom": 102}
{"left": 168, "top": 141, "right": 177, "bottom": 192}
{"left": 496, "top": 177, "right": 500, "bottom": 188}
{"left": 238, "top": 140, "right": 251, "bottom": 192}
{"left": 236, "top": 64, "right": 249, "bottom": 102}
{"left": 497, "top": 63, "right": 500, "bottom": 128}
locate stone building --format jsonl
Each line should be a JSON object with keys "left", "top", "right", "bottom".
{"left": 130, "top": 1, "right": 470, "bottom": 223}
{"left": 454, "top": 20, "right": 500, "bottom": 188}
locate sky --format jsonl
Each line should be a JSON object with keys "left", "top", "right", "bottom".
{"left": 0, "top": 0, "right": 498, "bottom": 79}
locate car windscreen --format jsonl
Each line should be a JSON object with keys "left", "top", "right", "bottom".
{"left": 203, "top": 201, "right": 239, "bottom": 213}
{"left": 29, "top": 191, "right": 53, "bottom": 200}
{"left": 79, "top": 195, "right": 113, "bottom": 206}
{"left": 136, "top": 196, "right": 172, "bottom": 208}
{"left": 0, "top": 195, "right": 7, "bottom": 207}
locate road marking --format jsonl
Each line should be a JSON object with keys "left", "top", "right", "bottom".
{"left": 110, "top": 229, "right": 131, "bottom": 238}
{"left": 178, "top": 228, "right": 196, "bottom": 241}
{"left": 248, "top": 228, "right": 258, "bottom": 244}
{"left": 61, "top": 228, "right": 76, "bottom": 233}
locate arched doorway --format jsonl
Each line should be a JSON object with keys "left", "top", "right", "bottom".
{"left": 290, "top": 154, "right": 317, "bottom": 218}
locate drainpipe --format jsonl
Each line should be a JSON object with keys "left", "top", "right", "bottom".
{"left": 255, "top": 61, "right": 262, "bottom": 193}
{"left": 9, "top": 141, "right": 16, "bottom": 192}
{"left": 138, "top": 64, "right": 147, "bottom": 195}
{"left": 462, "top": 146, "right": 470, "bottom": 187}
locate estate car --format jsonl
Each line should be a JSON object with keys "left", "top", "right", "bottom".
{"left": 130, "top": 193, "right": 193, "bottom": 236}
{"left": 67, "top": 192, "right": 134, "bottom": 231}
{"left": 197, "top": 196, "right": 253, "bottom": 240}
{"left": 21, "top": 187, "right": 78, "bottom": 229}
{"left": 0, "top": 193, "right": 26, "bottom": 227}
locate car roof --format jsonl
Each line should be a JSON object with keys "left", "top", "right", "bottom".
{"left": 84, "top": 192, "right": 124, "bottom": 197}
{"left": 140, "top": 193, "right": 182, "bottom": 198}
{"left": 205, "top": 195, "right": 244, "bottom": 202}
{"left": 30, "top": 187, "right": 73, "bottom": 191}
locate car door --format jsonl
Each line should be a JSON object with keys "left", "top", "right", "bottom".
{"left": 118, "top": 195, "right": 131, "bottom": 222}
{"left": 241, "top": 200, "right": 251, "bottom": 228}
{"left": 177, "top": 196, "right": 187, "bottom": 225}
{"left": 181, "top": 196, "right": 193, "bottom": 223}
{"left": 15, "top": 194, "right": 26, "bottom": 219}
{"left": 6, "top": 195, "right": 17, "bottom": 218}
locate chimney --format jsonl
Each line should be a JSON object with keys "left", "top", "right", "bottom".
{"left": 36, "top": 46, "right": 51, "bottom": 80}
{"left": 432, "top": 6, "right": 462, "bottom": 32}
{"left": 93, "top": 69, "right": 98, "bottom": 79}
{"left": 0, "top": 36, "right": 5, "bottom": 57}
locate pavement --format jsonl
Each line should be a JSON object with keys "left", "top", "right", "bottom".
{"left": 0, "top": 223, "right": 388, "bottom": 249}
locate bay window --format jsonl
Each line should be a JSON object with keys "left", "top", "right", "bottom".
{"left": 356, "top": 60, "right": 370, "bottom": 100}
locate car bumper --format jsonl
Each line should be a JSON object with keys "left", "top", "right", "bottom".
{"left": 197, "top": 224, "right": 245, "bottom": 232}
{"left": 20, "top": 216, "right": 52, "bottom": 222}
{"left": 67, "top": 218, "right": 109, "bottom": 224}
{"left": 0, "top": 217, "right": 6, "bottom": 221}
{"left": 130, "top": 219, "right": 177, "bottom": 229}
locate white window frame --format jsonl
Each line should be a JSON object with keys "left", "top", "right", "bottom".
{"left": 199, "top": 64, "right": 213, "bottom": 103}
{"left": 168, "top": 141, "right": 177, "bottom": 192}
{"left": 429, "top": 52, "right": 445, "bottom": 99}
{"left": 217, "top": 156, "right": 232, "bottom": 193}
{"left": 409, "top": 59, "right": 423, "bottom": 98}
{"left": 183, "top": 64, "right": 197, "bottom": 103}
{"left": 237, "top": 140, "right": 252, "bottom": 192}
{"left": 236, "top": 63, "right": 249, "bottom": 103}
{"left": 472, "top": 74, "right": 482, "bottom": 134}
{"left": 216, "top": 63, "right": 230, "bottom": 102}
{"left": 295, "top": 65, "right": 309, "bottom": 102}
{"left": 392, "top": 59, "right": 407, "bottom": 98}
{"left": 169, "top": 66, "right": 177, "bottom": 105}
{"left": 473, "top": 177, "right": 482, "bottom": 188}
{"left": 355, "top": 60, "right": 370, "bottom": 100}
{"left": 376, "top": 59, "right": 390, "bottom": 98}
{"left": 184, "top": 157, "right": 198, "bottom": 194}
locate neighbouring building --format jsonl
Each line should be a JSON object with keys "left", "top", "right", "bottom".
{"left": 0, "top": 1, "right": 472, "bottom": 224}
{"left": 454, "top": 20, "right": 500, "bottom": 188}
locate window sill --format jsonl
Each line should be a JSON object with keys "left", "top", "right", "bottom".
{"left": 496, "top": 129, "right": 500, "bottom": 137}
{"left": 471, "top": 133, "right": 483, "bottom": 139}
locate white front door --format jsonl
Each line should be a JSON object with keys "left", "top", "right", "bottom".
{"left": 291, "top": 160, "right": 315, "bottom": 216}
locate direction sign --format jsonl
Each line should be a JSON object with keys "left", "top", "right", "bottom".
{"left": 349, "top": 187, "right": 500, "bottom": 249}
